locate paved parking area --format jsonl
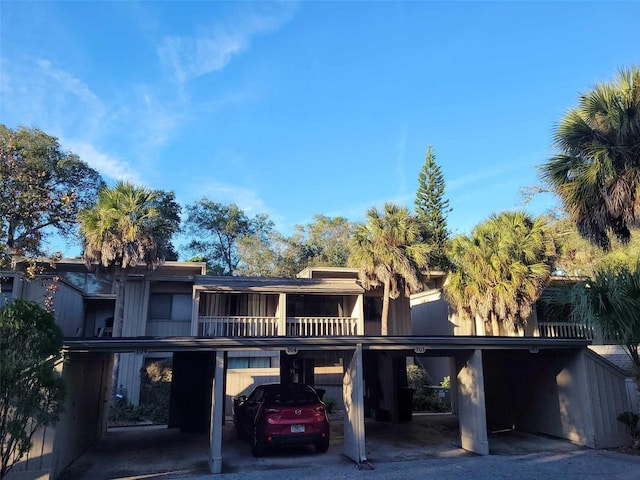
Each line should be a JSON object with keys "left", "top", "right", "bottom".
{"left": 58, "top": 413, "right": 590, "bottom": 480}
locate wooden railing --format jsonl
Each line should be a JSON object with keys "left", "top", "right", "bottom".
{"left": 198, "top": 316, "right": 278, "bottom": 337}
{"left": 197, "top": 315, "right": 359, "bottom": 337}
{"left": 286, "top": 316, "right": 358, "bottom": 336}
{"left": 538, "top": 322, "right": 595, "bottom": 339}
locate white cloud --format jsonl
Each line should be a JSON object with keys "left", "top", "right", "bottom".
{"left": 158, "top": 2, "right": 297, "bottom": 83}
{"left": 64, "top": 140, "right": 143, "bottom": 184}
{"left": 184, "top": 177, "right": 268, "bottom": 214}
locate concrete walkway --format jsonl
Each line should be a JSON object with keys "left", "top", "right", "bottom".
{"left": 57, "top": 414, "right": 638, "bottom": 480}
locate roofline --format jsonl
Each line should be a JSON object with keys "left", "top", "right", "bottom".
{"left": 62, "top": 335, "right": 590, "bottom": 354}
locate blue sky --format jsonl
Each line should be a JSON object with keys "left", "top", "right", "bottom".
{"left": 1, "top": 1, "right": 639, "bottom": 258}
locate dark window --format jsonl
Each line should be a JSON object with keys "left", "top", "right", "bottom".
{"left": 228, "top": 357, "right": 272, "bottom": 369}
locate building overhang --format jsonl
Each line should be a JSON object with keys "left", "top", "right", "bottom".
{"left": 62, "top": 335, "right": 590, "bottom": 354}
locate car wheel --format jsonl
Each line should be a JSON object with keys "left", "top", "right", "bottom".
{"left": 315, "top": 437, "right": 329, "bottom": 453}
{"left": 252, "top": 429, "right": 265, "bottom": 457}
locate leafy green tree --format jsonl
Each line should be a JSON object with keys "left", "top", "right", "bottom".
{"left": 149, "top": 189, "right": 181, "bottom": 261}
{"left": 0, "top": 300, "right": 65, "bottom": 479}
{"left": 540, "top": 66, "right": 640, "bottom": 250}
{"left": 349, "top": 203, "right": 430, "bottom": 335}
{"left": 444, "top": 211, "right": 552, "bottom": 335}
{"left": 78, "top": 181, "right": 177, "bottom": 391}
{"left": 414, "top": 146, "right": 451, "bottom": 270}
{"left": 0, "top": 125, "right": 104, "bottom": 266}
{"left": 184, "top": 200, "right": 271, "bottom": 275}
{"left": 548, "top": 216, "right": 640, "bottom": 277}
{"left": 291, "top": 215, "right": 353, "bottom": 269}
{"left": 235, "top": 215, "right": 285, "bottom": 277}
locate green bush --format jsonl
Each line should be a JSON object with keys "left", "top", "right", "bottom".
{"left": 323, "top": 396, "right": 336, "bottom": 413}
{"left": 407, "top": 365, "right": 450, "bottom": 413}
{"left": 109, "top": 359, "right": 172, "bottom": 425}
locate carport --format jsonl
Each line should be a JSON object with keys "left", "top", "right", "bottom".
{"left": 54, "top": 336, "right": 632, "bottom": 478}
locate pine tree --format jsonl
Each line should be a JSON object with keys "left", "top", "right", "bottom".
{"left": 414, "top": 145, "right": 451, "bottom": 270}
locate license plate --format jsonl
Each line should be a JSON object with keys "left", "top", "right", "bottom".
{"left": 291, "top": 425, "right": 305, "bottom": 433}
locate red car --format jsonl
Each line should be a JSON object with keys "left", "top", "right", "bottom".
{"left": 233, "top": 383, "right": 330, "bottom": 457}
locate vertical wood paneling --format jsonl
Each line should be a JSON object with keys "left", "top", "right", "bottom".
{"left": 585, "top": 350, "right": 631, "bottom": 447}
{"left": 224, "top": 369, "right": 280, "bottom": 412}
{"left": 117, "top": 280, "right": 148, "bottom": 405}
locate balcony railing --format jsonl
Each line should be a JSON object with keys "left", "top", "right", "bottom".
{"left": 538, "top": 322, "right": 595, "bottom": 339}
{"left": 199, "top": 316, "right": 278, "bottom": 337}
{"left": 286, "top": 316, "right": 358, "bottom": 336}
{"left": 197, "top": 315, "right": 359, "bottom": 337}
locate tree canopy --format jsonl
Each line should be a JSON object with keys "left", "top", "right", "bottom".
{"left": 444, "top": 211, "right": 552, "bottom": 335}
{"left": 0, "top": 125, "right": 104, "bottom": 266}
{"left": 184, "top": 199, "right": 267, "bottom": 275}
{"left": 414, "top": 145, "right": 451, "bottom": 270}
{"left": 0, "top": 300, "right": 65, "bottom": 479}
{"left": 78, "top": 181, "right": 175, "bottom": 272}
{"left": 349, "top": 203, "right": 430, "bottom": 335}
{"left": 545, "top": 264, "right": 640, "bottom": 381}
{"left": 540, "top": 66, "right": 640, "bottom": 250}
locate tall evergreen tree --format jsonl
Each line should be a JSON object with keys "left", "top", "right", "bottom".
{"left": 414, "top": 145, "right": 451, "bottom": 270}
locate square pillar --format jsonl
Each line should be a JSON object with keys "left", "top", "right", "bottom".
{"left": 209, "top": 351, "right": 226, "bottom": 474}
{"left": 343, "top": 344, "right": 367, "bottom": 464}
{"left": 455, "top": 350, "right": 489, "bottom": 455}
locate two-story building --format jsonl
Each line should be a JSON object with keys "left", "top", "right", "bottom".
{"left": 2, "top": 259, "right": 636, "bottom": 480}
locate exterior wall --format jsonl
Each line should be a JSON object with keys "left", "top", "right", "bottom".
{"left": 225, "top": 368, "right": 280, "bottom": 413}
{"left": 117, "top": 279, "right": 149, "bottom": 405}
{"left": 583, "top": 349, "right": 634, "bottom": 447}
{"left": 483, "top": 348, "right": 631, "bottom": 449}
{"left": 21, "top": 279, "right": 84, "bottom": 337}
{"left": 6, "top": 353, "right": 112, "bottom": 480}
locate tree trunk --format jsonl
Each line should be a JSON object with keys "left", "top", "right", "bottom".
{"left": 381, "top": 278, "right": 391, "bottom": 336}
{"left": 491, "top": 313, "right": 501, "bottom": 337}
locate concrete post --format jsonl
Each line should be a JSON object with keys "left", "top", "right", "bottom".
{"left": 456, "top": 350, "right": 489, "bottom": 455}
{"left": 209, "top": 351, "right": 225, "bottom": 474}
{"left": 343, "top": 344, "right": 367, "bottom": 464}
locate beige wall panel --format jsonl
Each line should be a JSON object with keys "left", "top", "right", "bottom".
{"left": 146, "top": 320, "right": 191, "bottom": 336}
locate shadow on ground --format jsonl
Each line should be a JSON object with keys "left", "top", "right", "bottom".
{"left": 58, "top": 413, "right": 583, "bottom": 480}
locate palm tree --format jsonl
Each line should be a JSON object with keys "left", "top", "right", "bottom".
{"left": 349, "top": 203, "right": 430, "bottom": 335}
{"left": 540, "top": 66, "right": 640, "bottom": 250}
{"left": 78, "top": 181, "right": 175, "bottom": 393}
{"left": 444, "top": 212, "right": 552, "bottom": 336}
{"left": 545, "top": 264, "right": 640, "bottom": 383}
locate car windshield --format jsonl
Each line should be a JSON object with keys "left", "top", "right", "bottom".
{"left": 264, "top": 389, "right": 319, "bottom": 407}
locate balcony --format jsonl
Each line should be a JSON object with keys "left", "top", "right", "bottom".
{"left": 197, "top": 316, "right": 359, "bottom": 337}
{"left": 538, "top": 322, "right": 595, "bottom": 339}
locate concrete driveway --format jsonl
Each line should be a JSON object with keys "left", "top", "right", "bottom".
{"left": 57, "top": 413, "right": 588, "bottom": 479}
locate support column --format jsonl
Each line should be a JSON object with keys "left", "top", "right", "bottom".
{"left": 343, "top": 344, "right": 367, "bottom": 464}
{"left": 456, "top": 350, "right": 489, "bottom": 455}
{"left": 209, "top": 350, "right": 226, "bottom": 474}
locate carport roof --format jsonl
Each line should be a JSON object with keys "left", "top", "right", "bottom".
{"left": 63, "top": 335, "right": 590, "bottom": 354}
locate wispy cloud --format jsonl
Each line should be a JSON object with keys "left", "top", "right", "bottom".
{"left": 186, "top": 177, "right": 268, "bottom": 214}
{"left": 158, "top": 2, "right": 297, "bottom": 83}
{"left": 64, "top": 140, "right": 143, "bottom": 185}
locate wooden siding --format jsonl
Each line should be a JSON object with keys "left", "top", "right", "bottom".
{"left": 225, "top": 368, "right": 280, "bottom": 413}
{"left": 146, "top": 320, "right": 191, "bottom": 336}
{"left": 584, "top": 349, "right": 633, "bottom": 448}
{"left": 21, "top": 278, "right": 85, "bottom": 337}
{"left": 117, "top": 280, "right": 149, "bottom": 405}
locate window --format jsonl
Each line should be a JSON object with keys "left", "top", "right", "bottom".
{"left": 227, "top": 357, "right": 272, "bottom": 369}
{"left": 149, "top": 294, "right": 192, "bottom": 321}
